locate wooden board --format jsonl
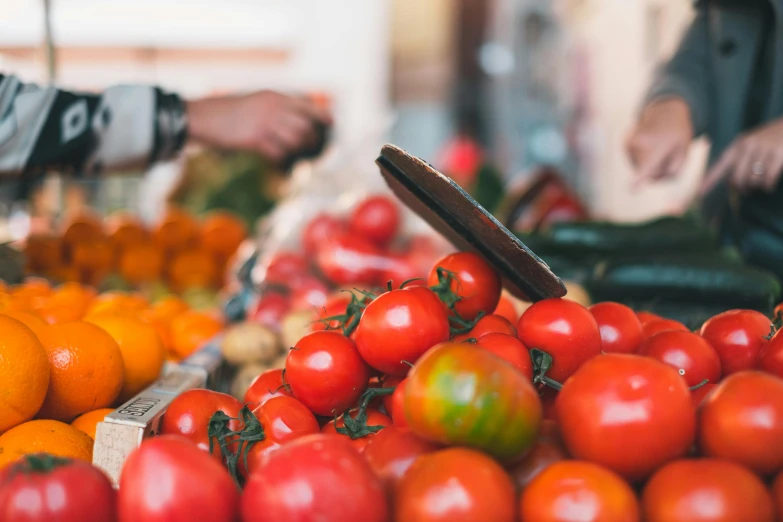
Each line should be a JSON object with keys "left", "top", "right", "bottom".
{"left": 376, "top": 144, "right": 565, "bottom": 301}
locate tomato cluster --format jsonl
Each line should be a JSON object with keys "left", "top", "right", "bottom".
{"left": 4, "top": 251, "right": 783, "bottom": 522}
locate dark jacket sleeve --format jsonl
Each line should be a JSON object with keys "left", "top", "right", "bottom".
{"left": 0, "top": 73, "right": 188, "bottom": 176}
{"left": 644, "top": 5, "right": 712, "bottom": 136}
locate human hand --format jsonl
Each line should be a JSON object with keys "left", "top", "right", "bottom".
{"left": 187, "top": 91, "right": 332, "bottom": 164}
{"left": 701, "top": 117, "right": 783, "bottom": 195}
{"left": 625, "top": 98, "right": 694, "bottom": 184}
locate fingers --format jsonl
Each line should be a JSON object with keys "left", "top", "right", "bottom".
{"left": 764, "top": 151, "right": 783, "bottom": 191}
{"left": 290, "top": 95, "right": 333, "bottom": 126}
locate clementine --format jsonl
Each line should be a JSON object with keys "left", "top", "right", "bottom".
{"left": 105, "top": 212, "right": 149, "bottom": 251}
{"left": 0, "top": 419, "right": 93, "bottom": 468}
{"left": 118, "top": 241, "right": 164, "bottom": 285}
{"left": 200, "top": 211, "right": 247, "bottom": 261}
{"left": 0, "top": 310, "right": 48, "bottom": 337}
{"left": 168, "top": 248, "right": 219, "bottom": 292}
{"left": 152, "top": 207, "right": 199, "bottom": 254}
{"left": 24, "top": 234, "right": 63, "bottom": 273}
{"left": 71, "top": 407, "right": 114, "bottom": 440}
{"left": 169, "top": 310, "right": 223, "bottom": 359}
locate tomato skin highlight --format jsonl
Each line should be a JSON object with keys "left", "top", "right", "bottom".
{"left": 348, "top": 195, "right": 400, "bottom": 247}
{"left": 556, "top": 354, "right": 695, "bottom": 482}
{"left": 0, "top": 455, "right": 116, "bottom": 522}
{"left": 759, "top": 329, "right": 783, "bottom": 379}
{"left": 589, "top": 301, "right": 643, "bottom": 354}
{"left": 519, "top": 461, "right": 641, "bottom": 522}
{"left": 474, "top": 333, "right": 533, "bottom": 380}
{"left": 698, "top": 371, "right": 783, "bottom": 476}
{"left": 642, "top": 459, "right": 775, "bottom": 522}
{"left": 241, "top": 434, "right": 389, "bottom": 522}
{"left": 427, "top": 251, "right": 502, "bottom": 321}
{"left": 243, "top": 368, "right": 292, "bottom": 406}
{"left": 315, "top": 232, "right": 382, "bottom": 286}
{"left": 354, "top": 287, "right": 450, "bottom": 376}
{"left": 699, "top": 309, "right": 771, "bottom": 375}
{"left": 118, "top": 436, "right": 240, "bottom": 522}
{"left": 517, "top": 298, "right": 602, "bottom": 383}
{"left": 286, "top": 331, "right": 371, "bottom": 416}
{"left": 638, "top": 330, "right": 722, "bottom": 386}
{"left": 404, "top": 342, "right": 542, "bottom": 462}
{"left": 321, "top": 408, "right": 392, "bottom": 453}
{"left": 395, "top": 447, "right": 516, "bottom": 522}
{"left": 363, "top": 427, "right": 440, "bottom": 493}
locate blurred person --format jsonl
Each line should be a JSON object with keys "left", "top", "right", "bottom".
{"left": 626, "top": 0, "right": 783, "bottom": 278}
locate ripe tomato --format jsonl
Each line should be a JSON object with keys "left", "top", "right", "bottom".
{"left": 556, "top": 354, "right": 695, "bottom": 482}
{"left": 354, "top": 287, "right": 450, "bottom": 376}
{"left": 289, "top": 274, "right": 329, "bottom": 310}
{"left": 349, "top": 195, "right": 400, "bottom": 247}
{"left": 451, "top": 314, "right": 517, "bottom": 341}
{"left": 316, "top": 232, "right": 382, "bottom": 286}
{"left": 363, "top": 427, "right": 440, "bottom": 492}
{"left": 243, "top": 368, "right": 293, "bottom": 406}
{"left": 264, "top": 251, "right": 309, "bottom": 286}
{"left": 428, "top": 252, "right": 502, "bottom": 321}
{"left": 311, "top": 294, "right": 351, "bottom": 332}
{"left": 250, "top": 292, "right": 291, "bottom": 331}
{"left": 519, "top": 461, "right": 640, "bottom": 522}
{"left": 642, "top": 459, "right": 775, "bottom": 522}
{"left": 159, "top": 389, "right": 243, "bottom": 461}
{"left": 321, "top": 408, "right": 392, "bottom": 453}
{"left": 380, "top": 375, "right": 403, "bottom": 412}
{"left": 396, "top": 448, "right": 515, "bottom": 522}
{"left": 759, "top": 329, "right": 783, "bottom": 379}
{"left": 405, "top": 343, "right": 542, "bottom": 462}
{"left": 589, "top": 302, "right": 643, "bottom": 354}
{"left": 286, "top": 331, "right": 370, "bottom": 416}
{"left": 638, "top": 330, "right": 722, "bottom": 386}
{"left": 377, "top": 252, "right": 425, "bottom": 288}
{"left": 517, "top": 298, "right": 602, "bottom": 383}
{"left": 381, "top": 377, "right": 408, "bottom": 428}
{"left": 119, "top": 436, "right": 239, "bottom": 522}
{"left": 699, "top": 371, "right": 783, "bottom": 476}
{"left": 0, "top": 454, "right": 116, "bottom": 522}
{"left": 302, "top": 213, "right": 347, "bottom": 258}
{"left": 690, "top": 382, "right": 716, "bottom": 407}
{"left": 493, "top": 294, "right": 519, "bottom": 323}
{"left": 636, "top": 311, "right": 661, "bottom": 326}
{"left": 642, "top": 318, "right": 688, "bottom": 338}
{"left": 508, "top": 439, "right": 567, "bottom": 491}
{"left": 773, "top": 471, "right": 783, "bottom": 519}
{"left": 699, "top": 309, "right": 770, "bottom": 375}
{"left": 241, "top": 434, "right": 389, "bottom": 522}
{"left": 242, "top": 396, "right": 320, "bottom": 476}
{"left": 474, "top": 333, "right": 533, "bottom": 379}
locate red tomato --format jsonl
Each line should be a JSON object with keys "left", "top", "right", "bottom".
{"left": 507, "top": 439, "right": 567, "bottom": 491}
{"left": 759, "top": 328, "right": 783, "bottom": 379}
{"left": 642, "top": 459, "right": 775, "bottom": 522}
{"left": 428, "top": 252, "right": 502, "bottom": 321}
{"left": 556, "top": 354, "right": 695, "bottom": 482}
{"left": 363, "top": 427, "right": 440, "bottom": 492}
{"left": 493, "top": 294, "right": 519, "bottom": 323}
{"left": 636, "top": 311, "right": 661, "bottom": 326}
{"left": 589, "top": 302, "right": 643, "bottom": 354}
{"left": 773, "top": 471, "right": 783, "bottom": 520}
{"left": 264, "top": 251, "right": 309, "bottom": 286}
{"left": 519, "top": 461, "right": 640, "bottom": 522}
{"left": 243, "top": 368, "right": 293, "bottom": 406}
{"left": 690, "top": 382, "right": 716, "bottom": 407}
{"left": 0, "top": 454, "right": 116, "bottom": 522}
{"left": 289, "top": 275, "right": 329, "bottom": 310}
{"left": 517, "top": 298, "right": 602, "bottom": 383}
{"left": 379, "top": 376, "right": 408, "bottom": 428}
{"left": 302, "top": 213, "right": 347, "bottom": 258}
{"left": 159, "top": 389, "right": 243, "bottom": 461}
{"left": 321, "top": 408, "right": 392, "bottom": 453}
{"left": 452, "top": 314, "right": 517, "bottom": 341}
{"left": 699, "top": 371, "right": 783, "bottom": 476}
{"left": 699, "top": 310, "right": 771, "bottom": 375}
{"left": 380, "top": 375, "right": 403, "bottom": 413}
{"left": 119, "top": 436, "right": 239, "bottom": 522}
{"left": 316, "top": 232, "right": 382, "bottom": 286}
{"left": 250, "top": 292, "right": 291, "bottom": 331}
{"left": 642, "top": 318, "right": 688, "bottom": 338}
{"left": 311, "top": 294, "right": 352, "bottom": 332}
{"left": 242, "top": 396, "right": 320, "bottom": 476}
{"left": 355, "top": 287, "right": 450, "bottom": 376}
{"left": 349, "top": 195, "right": 400, "bottom": 247}
{"left": 474, "top": 333, "right": 533, "bottom": 379}
{"left": 395, "top": 448, "right": 515, "bottom": 522}
{"left": 286, "top": 331, "right": 371, "bottom": 416}
{"left": 638, "top": 330, "right": 722, "bottom": 386}
{"left": 241, "top": 434, "right": 389, "bottom": 522}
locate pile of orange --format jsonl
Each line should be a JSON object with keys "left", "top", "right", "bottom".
{"left": 23, "top": 207, "right": 247, "bottom": 293}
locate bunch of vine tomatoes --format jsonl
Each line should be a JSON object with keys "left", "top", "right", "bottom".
{"left": 3, "top": 250, "right": 783, "bottom": 522}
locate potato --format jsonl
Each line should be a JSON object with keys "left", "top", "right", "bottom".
{"left": 563, "top": 280, "right": 592, "bottom": 307}
{"left": 281, "top": 310, "right": 316, "bottom": 349}
{"left": 271, "top": 351, "right": 289, "bottom": 370}
{"left": 230, "top": 363, "right": 268, "bottom": 400}
{"left": 221, "top": 321, "right": 280, "bottom": 365}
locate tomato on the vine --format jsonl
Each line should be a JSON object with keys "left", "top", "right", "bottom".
{"left": 474, "top": 333, "right": 533, "bottom": 380}
{"left": 638, "top": 330, "right": 722, "bottom": 386}
{"left": 302, "top": 213, "right": 347, "bottom": 258}
{"left": 354, "top": 286, "right": 450, "bottom": 376}
{"left": 0, "top": 454, "right": 116, "bottom": 522}
{"left": 699, "top": 309, "right": 771, "bottom": 375}
{"left": 452, "top": 314, "right": 516, "bottom": 341}
{"left": 311, "top": 294, "right": 352, "bottom": 332}
{"left": 363, "top": 427, "right": 440, "bottom": 492}
{"left": 321, "top": 408, "right": 392, "bottom": 453}
{"left": 642, "top": 318, "right": 688, "bottom": 338}
{"left": 699, "top": 371, "right": 783, "bottom": 476}
{"left": 428, "top": 251, "right": 502, "bottom": 321}
{"left": 636, "top": 311, "right": 661, "bottom": 326}
{"left": 159, "top": 389, "right": 242, "bottom": 461}
{"left": 348, "top": 195, "right": 400, "bottom": 247}
{"left": 759, "top": 329, "right": 783, "bottom": 379}
{"left": 286, "top": 331, "right": 370, "bottom": 416}
{"left": 396, "top": 448, "right": 516, "bottom": 522}
{"left": 589, "top": 301, "right": 643, "bottom": 354}
{"left": 264, "top": 251, "right": 309, "bottom": 286}
{"left": 493, "top": 294, "right": 519, "bottom": 324}
{"left": 243, "top": 368, "right": 292, "bottom": 406}
{"left": 690, "top": 382, "right": 716, "bottom": 407}
{"left": 517, "top": 298, "right": 602, "bottom": 383}
{"left": 250, "top": 292, "right": 290, "bottom": 331}
{"left": 289, "top": 274, "right": 329, "bottom": 310}
{"left": 315, "top": 232, "right": 382, "bottom": 286}
{"left": 556, "top": 354, "right": 695, "bottom": 482}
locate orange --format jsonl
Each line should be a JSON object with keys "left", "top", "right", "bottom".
{"left": 200, "top": 211, "right": 247, "bottom": 261}
{"left": 9, "top": 278, "right": 52, "bottom": 309}
{"left": 0, "top": 281, "right": 6, "bottom": 293}
{"left": 35, "top": 283, "right": 96, "bottom": 324}
{"left": 118, "top": 241, "right": 164, "bottom": 285}
{"left": 36, "top": 321, "right": 125, "bottom": 422}
{"left": 169, "top": 310, "right": 223, "bottom": 359}
{"left": 60, "top": 211, "right": 104, "bottom": 249}
{"left": 0, "top": 310, "right": 48, "bottom": 337}
{"left": 85, "top": 292, "right": 148, "bottom": 319}
{"left": 0, "top": 419, "right": 93, "bottom": 468}
{"left": 71, "top": 238, "right": 113, "bottom": 282}
{"left": 24, "top": 234, "right": 63, "bottom": 273}
{"left": 0, "top": 316, "right": 50, "bottom": 433}
{"left": 152, "top": 207, "right": 199, "bottom": 254}
{"left": 140, "top": 296, "right": 189, "bottom": 353}
{"left": 87, "top": 316, "right": 165, "bottom": 402}
{"left": 105, "top": 212, "right": 149, "bottom": 251}
{"left": 47, "top": 264, "right": 81, "bottom": 284}
{"left": 168, "top": 248, "right": 219, "bottom": 292}
{"left": 71, "top": 407, "right": 114, "bottom": 440}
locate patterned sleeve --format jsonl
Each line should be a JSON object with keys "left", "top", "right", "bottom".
{"left": 0, "top": 73, "right": 188, "bottom": 177}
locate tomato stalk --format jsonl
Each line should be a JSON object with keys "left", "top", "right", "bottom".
{"left": 765, "top": 311, "right": 781, "bottom": 340}
{"left": 317, "top": 291, "right": 371, "bottom": 337}
{"left": 209, "top": 406, "right": 266, "bottom": 486}
{"left": 530, "top": 348, "right": 564, "bottom": 391}
{"left": 448, "top": 310, "right": 486, "bottom": 336}
{"left": 334, "top": 387, "right": 394, "bottom": 439}
{"left": 14, "top": 453, "right": 71, "bottom": 475}
{"left": 689, "top": 379, "right": 710, "bottom": 391}
{"left": 429, "top": 266, "right": 464, "bottom": 310}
